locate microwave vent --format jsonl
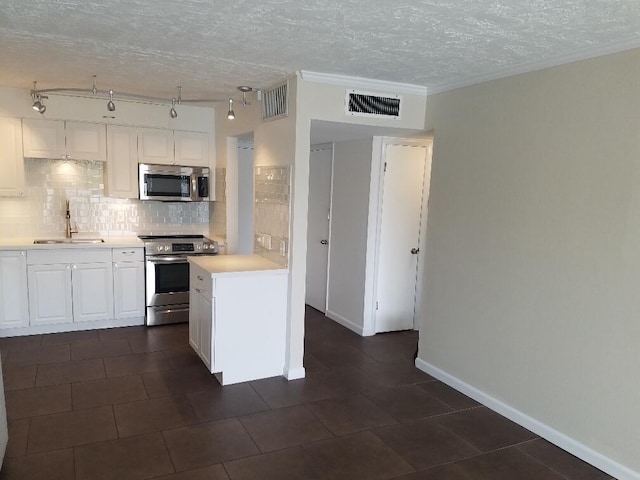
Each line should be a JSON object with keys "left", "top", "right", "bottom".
{"left": 262, "top": 80, "right": 288, "bottom": 120}
{"left": 346, "top": 90, "right": 401, "bottom": 119}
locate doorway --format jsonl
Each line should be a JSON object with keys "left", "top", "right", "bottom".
{"left": 305, "top": 144, "right": 333, "bottom": 312}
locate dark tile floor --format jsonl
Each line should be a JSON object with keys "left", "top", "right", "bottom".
{"left": 0, "top": 306, "right": 614, "bottom": 480}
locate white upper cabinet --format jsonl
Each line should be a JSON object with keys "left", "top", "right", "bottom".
{"left": 0, "top": 118, "right": 25, "bottom": 197}
{"left": 105, "top": 125, "right": 139, "bottom": 198}
{"left": 174, "top": 131, "right": 209, "bottom": 167}
{"left": 139, "top": 128, "right": 210, "bottom": 167}
{"left": 138, "top": 128, "right": 174, "bottom": 165}
{"left": 65, "top": 121, "right": 107, "bottom": 161}
{"left": 22, "top": 118, "right": 66, "bottom": 159}
{"left": 22, "top": 118, "right": 106, "bottom": 161}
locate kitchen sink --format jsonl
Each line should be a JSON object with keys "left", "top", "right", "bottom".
{"left": 33, "top": 238, "right": 105, "bottom": 244}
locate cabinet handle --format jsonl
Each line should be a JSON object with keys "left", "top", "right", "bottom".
{"left": 20, "top": 251, "right": 25, "bottom": 256}
{"left": 66, "top": 265, "right": 71, "bottom": 270}
{"left": 114, "top": 263, "right": 118, "bottom": 268}
{"left": 197, "top": 275, "right": 203, "bottom": 281}
{"left": 122, "top": 251, "right": 135, "bottom": 255}
{"left": 195, "top": 288, "right": 202, "bottom": 294}
{"left": 72, "top": 264, "right": 77, "bottom": 269}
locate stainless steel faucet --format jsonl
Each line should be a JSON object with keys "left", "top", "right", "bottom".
{"left": 65, "top": 199, "right": 78, "bottom": 239}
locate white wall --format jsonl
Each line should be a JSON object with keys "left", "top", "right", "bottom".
{"left": 237, "top": 145, "right": 254, "bottom": 254}
{"left": 325, "top": 138, "right": 373, "bottom": 333}
{"left": 419, "top": 47, "right": 640, "bottom": 478}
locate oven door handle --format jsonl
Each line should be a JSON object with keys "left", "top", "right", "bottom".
{"left": 146, "top": 256, "right": 190, "bottom": 263}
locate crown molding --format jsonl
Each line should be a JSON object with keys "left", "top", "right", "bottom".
{"left": 299, "top": 70, "right": 427, "bottom": 96}
{"left": 427, "top": 36, "right": 640, "bottom": 95}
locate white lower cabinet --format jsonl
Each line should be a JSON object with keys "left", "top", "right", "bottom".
{"left": 0, "top": 251, "right": 29, "bottom": 329}
{"left": 72, "top": 263, "right": 113, "bottom": 322}
{"left": 113, "top": 260, "right": 145, "bottom": 319}
{"left": 27, "top": 264, "right": 74, "bottom": 325}
{"left": 0, "top": 246, "right": 147, "bottom": 335}
{"left": 188, "top": 256, "right": 288, "bottom": 385}
{"left": 28, "top": 261, "right": 113, "bottom": 325}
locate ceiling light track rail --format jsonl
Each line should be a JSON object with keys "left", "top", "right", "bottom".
{"left": 29, "top": 76, "right": 260, "bottom": 120}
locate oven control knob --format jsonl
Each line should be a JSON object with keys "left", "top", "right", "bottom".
{"left": 164, "top": 245, "right": 170, "bottom": 252}
{"left": 156, "top": 245, "right": 162, "bottom": 252}
{"left": 203, "top": 244, "right": 208, "bottom": 250}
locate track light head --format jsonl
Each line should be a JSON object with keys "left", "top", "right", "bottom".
{"left": 237, "top": 86, "right": 252, "bottom": 107}
{"left": 227, "top": 98, "right": 235, "bottom": 120}
{"left": 169, "top": 98, "right": 178, "bottom": 118}
{"left": 31, "top": 82, "right": 47, "bottom": 114}
{"left": 107, "top": 89, "right": 116, "bottom": 112}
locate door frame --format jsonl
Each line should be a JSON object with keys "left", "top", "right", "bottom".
{"left": 362, "top": 136, "right": 433, "bottom": 336}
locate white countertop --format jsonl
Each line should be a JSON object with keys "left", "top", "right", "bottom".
{"left": 0, "top": 236, "right": 143, "bottom": 250}
{"left": 188, "top": 254, "right": 287, "bottom": 275}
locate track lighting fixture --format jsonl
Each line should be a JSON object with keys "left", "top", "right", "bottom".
{"left": 107, "top": 89, "right": 116, "bottom": 112}
{"left": 227, "top": 98, "right": 235, "bottom": 120}
{"left": 169, "top": 86, "right": 182, "bottom": 118}
{"left": 28, "top": 76, "right": 260, "bottom": 121}
{"left": 238, "top": 86, "right": 252, "bottom": 107}
{"left": 169, "top": 98, "right": 178, "bottom": 118}
{"left": 31, "top": 82, "right": 47, "bottom": 114}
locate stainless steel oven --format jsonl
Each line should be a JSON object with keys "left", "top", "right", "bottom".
{"left": 139, "top": 235, "right": 218, "bottom": 326}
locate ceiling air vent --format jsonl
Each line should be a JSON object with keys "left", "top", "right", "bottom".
{"left": 262, "top": 80, "right": 288, "bottom": 120}
{"left": 345, "top": 90, "right": 401, "bottom": 119}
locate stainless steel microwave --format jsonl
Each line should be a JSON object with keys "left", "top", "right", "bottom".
{"left": 139, "top": 163, "right": 209, "bottom": 202}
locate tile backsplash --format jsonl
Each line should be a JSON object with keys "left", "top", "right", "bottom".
{"left": 254, "top": 166, "right": 291, "bottom": 267}
{"left": 0, "top": 158, "right": 209, "bottom": 238}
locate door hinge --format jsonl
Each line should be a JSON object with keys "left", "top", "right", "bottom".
{"left": 383, "top": 162, "right": 387, "bottom": 172}
{"left": 376, "top": 301, "right": 379, "bottom": 310}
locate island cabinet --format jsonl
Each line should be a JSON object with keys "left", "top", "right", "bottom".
{"left": 188, "top": 255, "right": 288, "bottom": 385}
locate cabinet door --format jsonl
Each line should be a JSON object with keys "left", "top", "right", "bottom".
{"left": 105, "top": 125, "right": 139, "bottom": 198}
{"left": 138, "top": 128, "right": 174, "bottom": 165}
{"left": 22, "top": 118, "right": 66, "bottom": 159}
{"left": 113, "top": 261, "right": 145, "bottom": 319}
{"left": 188, "top": 288, "right": 201, "bottom": 353}
{"left": 174, "top": 131, "right": 209, "bottom": 167}
{"left": 65, "top": 122, "right": 107, "bottom": 162}
{"left": 200, "top": 294, "right": 213, "bottom": 371}
{"left": 28, "top": 264, "right": 73, "bottom": 325}
{"left": 72, "top": 262, "right": 114, "bottom": 322}
{"left": 0, "top": 251, "right": 29, "bottom": 329}
{"left": 0, "top": 118, "right": 25, "bottom": 197}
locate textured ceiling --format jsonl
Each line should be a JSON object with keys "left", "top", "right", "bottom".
{"left": 1, "top": 0, "right": 640, "bottom": 101}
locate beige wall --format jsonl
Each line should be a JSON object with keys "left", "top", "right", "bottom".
{"left": 326, "top": 138, "right": 374, "bottom": 331}
{"left": 420, "top": 48, "right": 640, "bottom": 476}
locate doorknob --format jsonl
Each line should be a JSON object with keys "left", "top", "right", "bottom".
{"left": 410, "top": 248, "right": 419, "bottom": 254}
{"left": 320, "top": 239, "right": 328, "bottom": 245}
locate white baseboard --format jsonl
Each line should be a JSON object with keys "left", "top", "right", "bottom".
{"left": 325, "top": 309, "right": 365, "bottom": 336}
{"left": 0, "top": 317, "right": 145, "bottom": 338}
{"left": 415, "top": 358, "right": 639, "bottom": 480}
{"left": 283, "top": 365, "right": 306, "bottom": 380}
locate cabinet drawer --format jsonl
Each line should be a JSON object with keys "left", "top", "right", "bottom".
{"left": 190, "top": 266, "right": 213, "bottom": 297}
{"left": 112, "top": 248, "right": 144, "bottom": 262}
{"left": 28, "top": 248, "right": 111, "bottom": 265}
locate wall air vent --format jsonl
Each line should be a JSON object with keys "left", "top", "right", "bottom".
{"left": 262, "top": 80, "right": 288, "bottom": 120}
{"left": 345, "top": 90, "right": 401, "bottom": 119}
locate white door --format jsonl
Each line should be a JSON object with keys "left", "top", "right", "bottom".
{"left": 375, "top": 144, "right": 427, "bottom": 332}
{"left": 305, "top": 146, "right": 333, "bottom": 312}
{"left": 72, "top": 262, "right": 114, "bottom": 322}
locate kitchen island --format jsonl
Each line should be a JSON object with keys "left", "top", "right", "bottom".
{"left": 188, "top": 254, "right": 288, "bottom": 385}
